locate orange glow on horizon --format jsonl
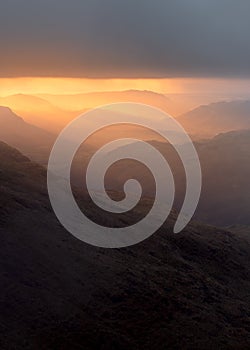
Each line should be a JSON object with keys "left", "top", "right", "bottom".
{"left": 0, "top": 77, "right": 183, "bottom": 96}
{"left": 1, "top": 76, "right": 250, "bottom": 133}
{"left": 0, "top": 77, "right": 249, "bottom": 98}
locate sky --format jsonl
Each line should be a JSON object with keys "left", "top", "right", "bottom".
{"left": 1, "top": 77, "right": 250, "bottom": 97}
{"left": 0, "top": 0, "right": 250, "bottom": 79}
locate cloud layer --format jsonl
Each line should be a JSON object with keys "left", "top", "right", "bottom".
{"left": 0, "top": 0, "right": 249, "bottom": 77}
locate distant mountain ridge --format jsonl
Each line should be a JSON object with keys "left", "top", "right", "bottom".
{"left": 96, "top": 128, "right": 250, "bottom": 227}
{"left": 4, "top": 93, "right": 250, "bottom": 137}
{"left": 0, "top": 90, "right": 172, "bottom": 132}
{"left": 38, "top": 89, "right": 170, "bottom": 111}
{"left": 0, "top": 94, "right": 78, "bottom": 131}
{"left": 178, "top": 100, "right": 250, "bottom": 136}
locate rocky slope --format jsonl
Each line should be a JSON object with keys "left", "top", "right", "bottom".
{"left": 0, "top": 142, "right": 250, "bottom": 349}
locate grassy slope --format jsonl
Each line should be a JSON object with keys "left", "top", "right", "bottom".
{"left": 0, "top": 142, "right": 250, "bottom": 349}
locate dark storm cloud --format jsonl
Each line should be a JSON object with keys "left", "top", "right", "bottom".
{"left": 0, "top": 0, "right": 249, "bottom": 78}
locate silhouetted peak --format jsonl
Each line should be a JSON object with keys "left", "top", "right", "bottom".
{"left": 0, "top": 106, "right": 24, "bottom": 123}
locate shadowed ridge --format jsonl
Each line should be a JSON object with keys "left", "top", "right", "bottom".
{"left": 0, "top": 142, "right": 249, "bottom": 349}
{"left": 0, "top": 106, "right": 55, "bottom": 165}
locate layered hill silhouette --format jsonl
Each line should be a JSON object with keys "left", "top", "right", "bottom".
{"left": 2, "top": 94, "right": 250, "bottom": 139}
{"left": 0, "top": 91, "right": 172, "bottom": 132}
{"left": 93, "top": 129, "right": 250, "bottom": 227}
{"left": 196, "top": 129, "right": 250, "bottom": 225}
{"left": 39, "top": 90, "right": 171, "bottom": 112}
{"left": 0, "top": 106, "right": 55, "bottom": 165}
{"left": 178, "top": 100, "right": 250, "bottom": 137}
{"left": 2, "top": 104, "right": 250, "bottom": 227}
{"left": 0, "top": 141, "right": 250, "bottom": 349}
{"left": 0, "top": 95, "right": 78, "bottom": 132}
{"left": 0, "top": 105, "right": 168, "bottom": 164}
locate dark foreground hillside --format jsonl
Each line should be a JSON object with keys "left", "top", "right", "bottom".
{"left": 0, "top": 141, "right": 250, "bottom": 349}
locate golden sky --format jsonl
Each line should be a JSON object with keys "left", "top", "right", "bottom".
{"left": 0, "top": 77, "right": 249, "bottom": 97}
{"left": 0, "top": 77, "right": 181, "bottom": 96}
